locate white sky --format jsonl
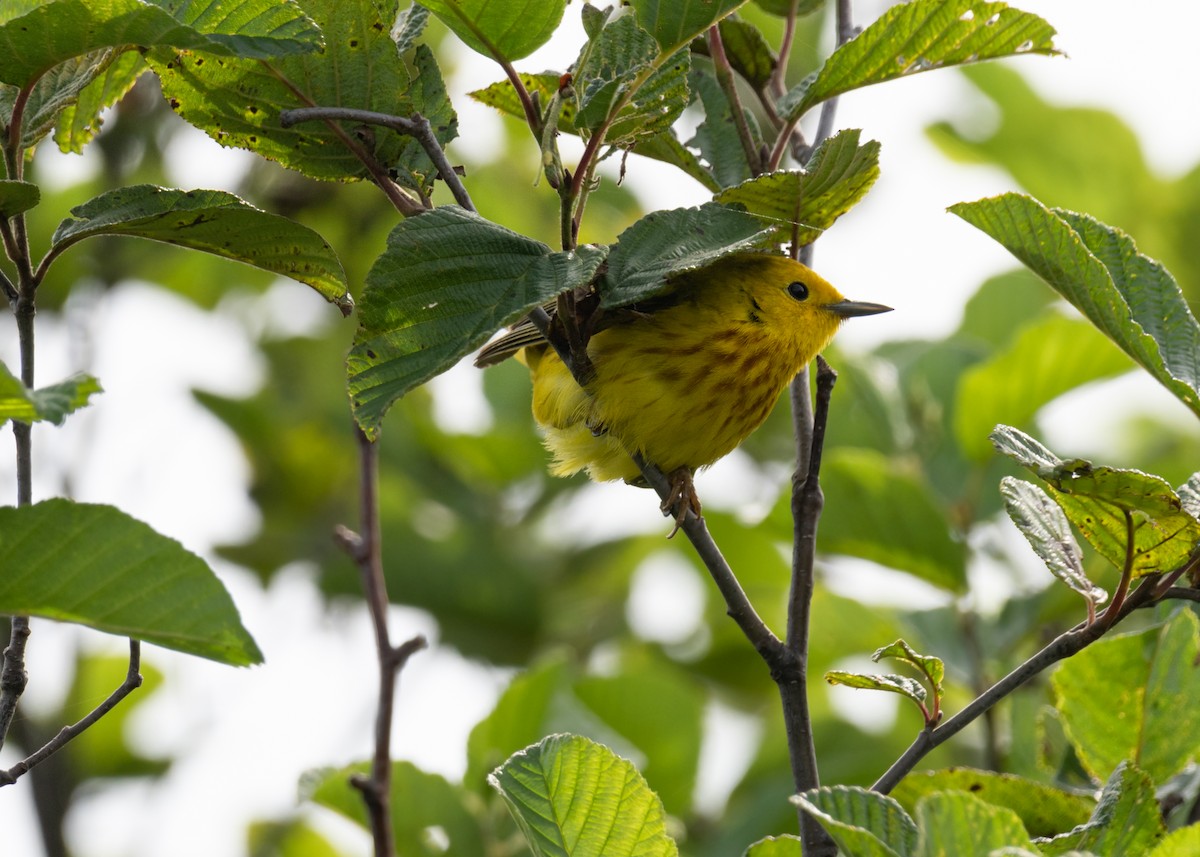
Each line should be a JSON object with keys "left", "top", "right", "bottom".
{"left": 3, "top": 1, "right": 1200, "bottom": 855}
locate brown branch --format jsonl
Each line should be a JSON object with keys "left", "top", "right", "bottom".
{"left": 782, "top": 356, "right": 839, "bottom": 857}
{"left": 279, "top": 107, "right": 473, "bottom": 213}
{"left": 1, "top": 640, "right": 142, "bottom": 786}
{"left": 337, "top": 427, "right": 428, "bottom": 857}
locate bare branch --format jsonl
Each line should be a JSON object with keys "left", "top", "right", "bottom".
{"left": 280, "top": 107, "right": 474, "bottom": 213}
{"left": 1, "top": 640, "right": 142, "bottom": 787}
{"left": 339, "top": 427, "right": 428, "bottom": 857}
{"left": 872, "top": 572, "right": 1163, "bottom": 793}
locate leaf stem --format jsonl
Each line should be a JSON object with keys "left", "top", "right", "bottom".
{"left": 1093, "top": 509, "right": 1136, "bottom": 631}
{"left": 0, "top": 641, "right": 143, "bottom": 786}
{"left": 707, "top": 25, "right": 763, "bottom": 176}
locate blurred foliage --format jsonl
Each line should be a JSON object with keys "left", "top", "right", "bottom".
{"left": 929, "top": 62, "right": 1200, "bottom": 306}
{"left": 9, "top": 1, "right": 1200, "bottom": 855}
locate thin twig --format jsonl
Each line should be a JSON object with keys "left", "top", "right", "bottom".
{"left": 339, "top": 427, "right": 428, "bottom": 857}
{"left": 280, "top": 107, "right": 475, "bottom": 212}
{"left": 498, "top": 58, "right": 542, "bottom": 135}
{"left": 871, "top": 571, "right": 1163, "bottom": 793}
{"left": 0, "top": 640, "right": 142, "bottom": 786}
{"left": 771, "top": 0, "right": 802, "bottom": 100}
{"left": 1156, "top": 587, "right": 1200, "bottom": 603}
{"left": 263, "top": 81, "right": 423, "bottom": 217}
{"left": 707, "top": 25, "right": 763, "bottom": 176}
{"left": 635, "top": 457, "right": 783, "bottom": 658}
{"left": 776, "top": 1, "right": 856, "bottom": 850}
{"left": 783, "top": 357, "right": 839, "bottom": 857}
{"left": 0, "top": 618, "right": 31, "bottom": 754}
{"left": 0, "top": 135, "right": 39, "bottom": 749}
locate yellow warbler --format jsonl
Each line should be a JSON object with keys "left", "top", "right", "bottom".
{"left": 476, "top": 252, "right": 890, "bottom": 506}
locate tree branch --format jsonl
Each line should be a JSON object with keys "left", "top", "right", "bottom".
{"left": 781, "top": 356, "right": 839, "bottom": 857}
{"left": 0, "top": 640, "right": 142, "bottom": 786}
{"left": 871, "top": 572, "right": 1164, "bottom": 793}
{"left": 336, "top": 426, "right": 428, "bottom": 857}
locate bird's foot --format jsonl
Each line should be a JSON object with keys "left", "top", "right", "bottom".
{"left": 661, "top": 467, "right": 702, "bottom": 538}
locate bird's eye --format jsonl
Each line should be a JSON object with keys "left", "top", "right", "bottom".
{"left": 787, "top": 281, "right": 809, "bottom": 301}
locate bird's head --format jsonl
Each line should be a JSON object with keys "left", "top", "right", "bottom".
{"left": 726, "top": 254, "right": 891, "bottom": 354}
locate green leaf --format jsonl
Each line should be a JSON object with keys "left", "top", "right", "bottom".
{"left": 466, "top": 658, "right": 572, "bottom": 791}
{"left": 574, "top": 658, "right": 704, "bottom": 816}
{"left": 1180, "top": 473, "right": 1200, "bottom": 522}
{"left": 1052, "top": 611, "right": 1200, "bottom": 784}
{"left": 927, "top": 64, "right": 1159, "bottom": 238}
{"left": 574, "top": 14, "right": 658, "bottom": 132}
{"left": 991, "top": 425, "right": 1200, "bottom": 576}
{"left": 716, "top": 129, "right": 880, "bottom": 245}
{"left": 421, "top": 0, "right": 565, "bottom": 61}
{"left": 489, "top": 733, "right": 679, "bottom": 857}
{"left": 1000, "top": 477, "right": 1106, "bottom": 606}
{"left": 780, "top": 0, "right": 1058, "bottom": 122}
{"left": 954, "top": 314, "right": 1133, "bottom": 460}
{"left": 753, "top": 0, "right": 824, "bottom": 15}
{"left": 0, "top": 363, "right": 101, "bottom": 426}
{"left": 891, "top": 769, "right": 1093, "bottom": 839}
{"left": 600, "top": 202, "right": 774, "bottom": 308}
{"left": 628, "top": 0, "right": 747, "bottom": 54}
{"left": 52, "top": 50, "right": 146, "bottom": 154}
{"left": 630, "top": 131, "right": 720, "bottom": 192}
{"left": 687, "top": 64, "right": 757, "bottom": 188}
{"left": 469, "top": 68, "right": 696, "bottom": 180}
{"left": 0, "top": 0, "right": 320, "bottom": 87}
{"left": 0, "top": 179, "right": 40, "bottom": 217}
{"left": 390, "top": 44, "right": 459, "bottom": 198}
{"left": 347, "top": 207, "right": 608, "bottom": 439}
{"left": 392, "top": 3, "right": 430, "bottom": 53}
{"left": 1041, "top": 763, "right": 1164, "bottom": 855}
{"left": 1148, "top": 823, "right": 1200, "bottom": 857}
{"left": 247, "top": 820, "right": 343, "bottom": 857}
{"left": 955, "top": 268, "right": 1055, "bottom": 348}
{"left": 50, "top": 185, "right": 351, "bottom": 312}
{"left": 824, "top": 670, "right": 928, "bottom": 709}
{"left": 951, "top": 193, "right": 1200, "bottom": 418}
{"left": 743, "top": 835, "right": 804, "bottom": 857}
{"left": 0, "top": 499, "right": 261, "bottom": 665}
{"left": 150, "top": 0, "right": 435, "bottom": 184}
{"left": 2, "top": 52, "right": 116, "bottom": 150}
{"left": 781, "top": 448, "right": 965, "bottom": 593}
{"left": 795, "top": 785, "right": 917, "bottom": 857}
{"left": 698, "top": 16, "right": 778, "bottom": 90}
{"left": 872, "top": 639, "right": 944, "bottom": 695}
{"left": 303, "top": 761, "right": 485, "bottom": 856}
{"left": 913, "top": 790, "right": 1034, "bottom": 856}
{"left": 603, "top": 47, "right": 691, "bottom": 150}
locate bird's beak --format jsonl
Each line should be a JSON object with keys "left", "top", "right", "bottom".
{"left": 827, "top": 299, "right": 893, "bottom": 318}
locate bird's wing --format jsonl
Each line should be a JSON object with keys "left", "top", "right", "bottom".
{"left": 473, "top": 303, "right": 554, "bottom": 367}
{"left": 473, "top": 285, "right": 690, "bottom": 369}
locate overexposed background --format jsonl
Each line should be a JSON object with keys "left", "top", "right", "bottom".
{"left": 3, "top": 1, "right": 1200, "bottom": 853}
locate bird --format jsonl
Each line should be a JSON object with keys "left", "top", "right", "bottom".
{"left": 475, "top": 252, "right": 891, "bottom": 528}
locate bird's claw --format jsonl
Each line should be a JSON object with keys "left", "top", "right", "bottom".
{"left": 661, "top": 467, "right": 702, "bottom": 538}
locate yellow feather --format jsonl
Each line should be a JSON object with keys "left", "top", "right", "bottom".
{"left": 509, "top": 253, "right": 888, "bottom": 483}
